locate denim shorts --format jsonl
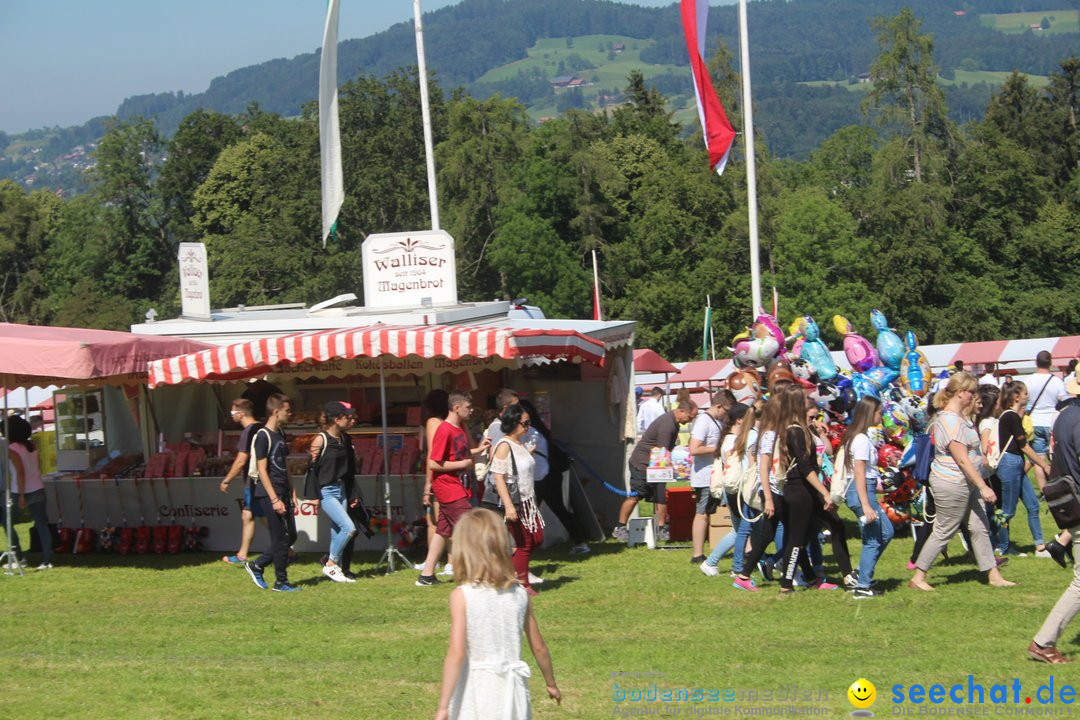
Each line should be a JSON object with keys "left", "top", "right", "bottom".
{"left": 694, "top": 486, "right": 719, "bottom": 515}
{"left": 1031, "top": 426, "right": 1051, "bottom": 455}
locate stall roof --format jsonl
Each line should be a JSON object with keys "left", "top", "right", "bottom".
{"left": 147, "top": 320, "right": 634, "bottom": 388}
{"left": 632, "top": 348, "right": 679, "bottom": 374}
{"left": 0, "top": 323, "right": 216, "bottom": 389}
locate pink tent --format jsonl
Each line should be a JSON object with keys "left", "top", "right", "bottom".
{"left": 0, "top": 323, "right": 217, "bottom": 388}
{"left": 632, "top": 348, "right": 679, "bottom": 374}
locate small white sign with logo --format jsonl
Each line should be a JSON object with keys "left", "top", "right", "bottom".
{"left": 361, "top": 230, "right": 457, "bottom": 309}
{"left": 178, "top": 242, "right": 211, "bottom": 319}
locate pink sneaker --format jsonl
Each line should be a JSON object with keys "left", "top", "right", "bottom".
{"left": 809, "top": 580, "right": 839, "bottom": 590}
{"left": 732, "top": 576, "right": 758, "bottom": 592}
{"left": 906, "top": 561, "right": 917, "bottom": 571}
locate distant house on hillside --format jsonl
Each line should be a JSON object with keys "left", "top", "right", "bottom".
{"left": 857, "top": 72, "right": 872, "bottom": 84}
{"left": 613, "top": 42, "right": 625, "bottom": 53}
{"left": 550, "top": 75, "right": 577, "bottom": 88}
{"left": 953, "top": 10, "right": 965, "bottom": 17}
{"left": 1029, "top": 23, "right": 1042, "bottom": 30}
{"left": 567, "top": 77, "right": 586, "bottom": 87}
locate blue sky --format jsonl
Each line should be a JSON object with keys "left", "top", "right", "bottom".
{"left": 0, "top": 0, "right": 733, "bottom": 134}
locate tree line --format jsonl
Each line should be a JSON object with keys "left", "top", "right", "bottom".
{"left": 0, "top": 9, "right": 1078, "bottom": 361}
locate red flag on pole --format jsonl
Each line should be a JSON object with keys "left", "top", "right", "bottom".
{"left": 681, "top": 0, "right": 737, "bottom": 174}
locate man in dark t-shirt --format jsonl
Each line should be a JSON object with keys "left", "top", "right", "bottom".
{"left": 612, "top": 400, "right": 697, "bottom": 542}
{"left": 219, "top": 398, "right": 264, "bottom": 565}
{"left": 1029, "top": 372, "right": 1080, "bottom": 664}
{"left": 245, "top": 394, "right": 300, "bottom": 592}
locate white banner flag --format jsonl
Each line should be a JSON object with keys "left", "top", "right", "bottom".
{"left": 319, "top": 0, "right": 344, "bottom": 246}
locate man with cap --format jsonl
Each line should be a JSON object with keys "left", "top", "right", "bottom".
{"left": 1029, "top": 366, "right": 1080, "bottom": 663}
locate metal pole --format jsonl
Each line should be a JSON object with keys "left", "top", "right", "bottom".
{"left": 413, "top": 0, "right": 440, "bottom": 230}
{"left": 738, "top": 0, "right": 763, "bottom": 316}
{"left": 376, "top": 362, "right": 409, "bottom": 573}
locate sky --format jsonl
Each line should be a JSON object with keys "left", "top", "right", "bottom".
{"left": 0, "top": 0, "right": 731, "bottom": 134}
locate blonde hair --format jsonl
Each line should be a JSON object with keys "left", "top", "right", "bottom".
{"left": 932, "top": 371, "right": 977, "bottom": 410}
{"left": 450, "top": 508, "right": 518, "bottom": 589}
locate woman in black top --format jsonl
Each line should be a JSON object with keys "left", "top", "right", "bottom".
{"left": 774, "top": 386, "right": 839, "bottom": 593}
{"left": 307, "top": 401, "right": 359, "bottom": 583}
{"left": 995, "top": 383, "right": 1052, "bottom": 557}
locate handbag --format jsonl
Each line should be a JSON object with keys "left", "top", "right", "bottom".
{"left": 481, "top": 440, "right": 521, "bottom": 508}
{"left": 1023, "top": 378, "right": 1051, "bottom": 440}
{"left": 302, "top": 432, "right": 329, "bottom": 500}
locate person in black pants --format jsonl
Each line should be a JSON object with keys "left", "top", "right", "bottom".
{"left": 517, "top": 399, "right": 589, "bottom": 555}
{"left": 245, "top": 394, "right": 301, "bottom": 593}
{"left": 775, "top": 386, "right": 840, "bottom": 593}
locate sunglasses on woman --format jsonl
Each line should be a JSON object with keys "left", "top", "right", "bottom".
{"left": 520, "top": 419, "right": 531, "bottom": 427}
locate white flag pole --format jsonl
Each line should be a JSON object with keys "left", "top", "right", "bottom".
{"left": 319, "top": 0, "right": 344, "bottom": 247}
{"left": 413, "top": 0, "right": 440, "bottom": 231}
{"left": 591, "top": 249, "right": 603, "bottom": 321}
{"left": 738, "top": 0, "right": 762, "bottom": 316}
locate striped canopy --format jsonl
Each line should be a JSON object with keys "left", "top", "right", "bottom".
{"left": 148, "top": 324, "right": 607, "bottom": 388}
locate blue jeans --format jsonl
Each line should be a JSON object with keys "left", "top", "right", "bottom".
{"left": 320, "top": 483, "right": 356, "bottom": 564}
{"left": 705, "top": 492, "right": 743, "bottom": 570}
{"left": 996, "top": 453, "right": 1044, "bottom": 552}
{"left": 846, "top": 477, "right": 894, "bottom": 589}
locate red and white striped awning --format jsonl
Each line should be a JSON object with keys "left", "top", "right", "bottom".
{"left": 148, "top": 324, "right": 607, "bottom": 388}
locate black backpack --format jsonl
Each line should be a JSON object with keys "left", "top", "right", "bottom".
{"left": 1044, "top": 474, "right": 1080, "bottom": 530}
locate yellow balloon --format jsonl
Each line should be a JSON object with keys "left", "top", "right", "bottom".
{"left": 848, "top": 678, "right": 877, "bottom": 709}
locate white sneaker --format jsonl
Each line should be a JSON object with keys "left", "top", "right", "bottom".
{"left": 699, "top": 560, "right": 719, "bottom": 577}
{"left": 1035, "top": 548, "right": 1052, "bottom": 559}
{"left": 438, "top": 563, "right": 454, "bottom": 576}
{"left": 570, "top": 543, "right": 591, "bottom": 555}
{"left": 2, "top": 559, "right": 25, "bottom": 570}
{"left": 323, "top": 564, "right": 349, "bottom": 583}
{"left": 528, "top": 572, "right": 544, "bottom": 585}
{"left": 413, "top": 562, "right": 425, "bottom": 571}
{"left": 36, "top": 562, "right": 53, "bottom": 570}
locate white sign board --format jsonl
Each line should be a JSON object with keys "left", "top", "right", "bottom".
{"left": 361, "top": 230, "right": 457, "bottom": 309}
{"left": 178, "top": 242, "right": 211, "bottom": 319}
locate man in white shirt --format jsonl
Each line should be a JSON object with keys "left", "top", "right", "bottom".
{"left": 636, "top": 387, "right": 666, "bottom": 435}
{"left": 978, "top": 363, "right": 1001, "bottom": 387}
{"left": 1023, "top": 351, "right": 1070, "bottom": 487}
{"left": 688, "top": 390, "right": 736, "bottom": 565}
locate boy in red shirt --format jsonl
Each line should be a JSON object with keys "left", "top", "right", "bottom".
{"left": 417, "top": 391, "right": 489, "bottom": 586}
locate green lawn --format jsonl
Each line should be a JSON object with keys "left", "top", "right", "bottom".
{"left": 979, "top": 10, "right": 1080, "bottom": 35}
{"left": 1, "top": 511, "right": 1075, "bottom": 719}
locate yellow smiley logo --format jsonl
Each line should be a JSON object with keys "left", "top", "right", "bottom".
{"left": 848, "top": 678, "right": 877, "bottom": 709}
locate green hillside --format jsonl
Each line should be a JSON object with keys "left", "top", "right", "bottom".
{"left": 799, "top": 69, "right": 1051, "bottom": 93}
{"left": 979, "top": 9, "right": 1079, "bottom": 35}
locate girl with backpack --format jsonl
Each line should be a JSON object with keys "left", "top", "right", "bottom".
{"left": 909, "top": 373, "right": 1016, "bottom": 591}
{"left": 700, "top": 402, "right": 753, "bottom": 577}
{"left": 994, "top": 382, "right": 1052, "bottom": 557}
{"left": 837, "top": 396, "right": 890, "bottom": 598}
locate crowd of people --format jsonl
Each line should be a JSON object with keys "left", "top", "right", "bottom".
{"left": 621, "top": 353, "right": 1080, "bottom": 664}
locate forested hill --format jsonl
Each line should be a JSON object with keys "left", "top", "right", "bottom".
{"left": 118, "top": 0, "right": 1079, "bottom": 130}
{"left": 9, "top": 0, "right": 1080, "bottom": 146}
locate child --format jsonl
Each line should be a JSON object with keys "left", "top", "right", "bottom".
{"left": 435, "top": 508, "right": 561, "bottom": 720}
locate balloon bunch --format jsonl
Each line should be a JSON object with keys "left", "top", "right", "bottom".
{"left": 726, "top": 308, "right": 940, "bottom": 528}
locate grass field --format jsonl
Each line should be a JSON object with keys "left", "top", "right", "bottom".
{"left": 1, "top": 511, "right": 1076, "bottom": 719}
{"left": 979, "top": 10, "right": 1080, "bottom": 35}
{"left": 476, "top": 34, "right": 686, "bottom": 121}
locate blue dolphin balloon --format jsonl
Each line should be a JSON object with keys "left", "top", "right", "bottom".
{"left": 799, "top": 316, "right": 837, "bottom": 380}
{"left": 871, "top": 310, "right": 905, "bottom": 371}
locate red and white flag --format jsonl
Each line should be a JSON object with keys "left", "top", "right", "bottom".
{"left": 681, "top": 0, "right": 737, "bottom": 174}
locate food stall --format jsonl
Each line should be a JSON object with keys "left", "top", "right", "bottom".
{"left": 132, "top": 300, "right": 636, "bottom": 553}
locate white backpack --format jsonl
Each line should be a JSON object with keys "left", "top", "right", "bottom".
{"left": 984, "top": 410, "right": 1016, "bottom": 472}
{"left": 828, "top": 444, "right": 850, "bottom": 506}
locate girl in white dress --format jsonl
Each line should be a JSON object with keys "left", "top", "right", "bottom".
{"left": 435, "top": 508, "right": 561, "bottom": 720}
